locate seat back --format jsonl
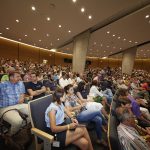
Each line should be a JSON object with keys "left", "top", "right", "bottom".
{"left": 108, "top": 100, "right": 122, "bottom": 150}
{"left": 28, "top": 95, "right": 53, "bottom": 142}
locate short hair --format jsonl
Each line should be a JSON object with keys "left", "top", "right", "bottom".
{"left": 92, "top": 80, "right": 98, "bottom": 86}
{"left": 9, "top": 71, "right": 20, "bottom": 78}
{"left": 62, "top": 72, "right": 66, "bottom": 77}
{"left": 116, "top": 88, "right": 128, "bottom": 97}
{"left": 53, "top": 88, "right": 64, "bottom": 103}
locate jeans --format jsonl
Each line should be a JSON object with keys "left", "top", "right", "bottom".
{"left": 76, "top": 110, "right": 105, "bottom": 140}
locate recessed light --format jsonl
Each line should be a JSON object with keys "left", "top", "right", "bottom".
{"left": 6, "top": 27, "right": 10, "bottom": 30}
{"left": 33, "top": 28, "right": 36, "bottom": 31}
{"left": 135, "top": 41, "right": 138, "bottom": 44}
{"left": 94, "top": 42, "right": 96, "bottom": 45}
{"left": 46, "top": 33, "right": 49, "bottom": 37}
{"left": 107, "top": 45, "right": 109, "bottom": 48}
{"left": 118, "top": 37, "right": 121, "bottom": 39}
{"left": 72, "top": 0, "right": 77, "bottom": 3}
{"left": 81, "top": 8, "right": 85, "bottom": 12}
{"left": 31, "top": 6, "right": 36, "bottom": 11}
{"left": 68, "top": 30, "right": 71, "bottom": 33}
{"left": 50, "top": 43, "right": 53, "bottom": 46}
{"left": 19, "top": 38, "right": 21, "bottom": 41}
{"left": 123, "top": 38, "right": 126, "bottom": 41}
{"left": 57, "top": 38, "right": 59, "bottom": 41}
{"left": 120, "top": 48, "right": 122, "bottom": 50}
{"left": 112, "top": 34, "right": 115, "bottom": 37}
{"left": 47, "top": 17, "right": 50, "bottom": 21}
{"left": 39, "top": 40, "right": 41, "bottom": 42}
{"left": 104, "top": 51, "right": 106, "bottom": 52}
{"left": 100, "top": 44, "right": 103, "bottom": 47}
{"left": 107, "top": 31, "right": 110, "bottom": 34}
{"left": 25, "top": 34, "right": 27, "bottom": 37}
{"left": 145, "top": 15, "right": 149, "bottom": 19}
{"left": 58, "top": 25, "right": 62, "bottom": 28}
{"left": 88, "top": 15, "right": 92, "bottom": 19}
{"left": 129, "top": 40, "right": 132, "bottom": 43}
{"left": 16, "top": 19, "right": 19, "bottom": 23}
{"left": 0, "top": 33, "right": 2, "bottom": 35}
{"left": 110, "top": 52, "right": 112, "bottom": 53}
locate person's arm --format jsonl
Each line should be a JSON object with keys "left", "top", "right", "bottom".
{"left": 49, "top": 110, "right": 77, "bottom": 133}
{"left": 28, "top": 86, "right": 46, "bottom": 96}
{"left": 101, "top": 108, "right": 108, "bottom": 119}
{"left": 65, "top": 104, "right": 82, "bottom": 112}
{"left": 76, "top": 92, "right": 86, "bottom": 102}
{"left": 94, "top": 86, "right": 103, "bottom": 97}
{"left": 18, "top": 93, "right": 25, "bottom": 104}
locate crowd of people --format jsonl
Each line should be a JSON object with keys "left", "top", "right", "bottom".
{"left": 0, "top": 58, "right": 150, "bottom": 149}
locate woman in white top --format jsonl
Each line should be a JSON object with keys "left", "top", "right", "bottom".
{"left": 45, "top": 90, "right": 93, "bottom": 150}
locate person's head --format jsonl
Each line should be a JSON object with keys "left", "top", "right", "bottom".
{"left": 78, "top": 81, "right": 85, "bottom": 92}
{"left": 30, "top": 72, "right": 38, "bottom": 82}
{"left": 53, "top": 88, "right": 64, "bottom": 105}
{"left": 117, "top": 97, "right": 132, "bottom": 110}
{"left": 91, "top": 80, "right": 98, "bottom": 86}
{"left": 117, "top": 88, "right": 128, "bottom": 98}
{"left": 116, "top": 109, "right": 135, "bottom": 127}
{"left": 62, "top": 72, "right": 67, "bottom": 79}
{"left": 9, "top": 71, "right": 21, "bottom": 83}
{"left": 64, "top": 84, "right": 74, "bottom": 95}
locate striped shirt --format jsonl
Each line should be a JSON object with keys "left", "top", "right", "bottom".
{"left": 117, "top": 123, "right": 150, "bottom": 150}
{"left": 0, "top": 81, "right": 25, "bottom": 107}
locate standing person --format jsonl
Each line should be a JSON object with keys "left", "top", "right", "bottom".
{"left": 45, "top": 91, "right": 93, "bottom": 150}
{"left": 0, "top": 71, "right": 29, "bottom": 135}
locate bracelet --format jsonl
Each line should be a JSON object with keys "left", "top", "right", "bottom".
{"left": 67, "top": 125, "right": 70, "bottom": 130}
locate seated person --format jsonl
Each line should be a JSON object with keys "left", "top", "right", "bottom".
{"left": 59, "top": 72, "right": 69, "bottom": 89}
{"left": 117, "top": 88, "right": 150, "bottom": 127}
{"left": 0, "top": 71, "right": 29, "bottom": 135}
{"left": 64, "top": 84, "right": 107, "bottom": 146}
{"left": 45, "top": 91, "right": 93, "bottom": 150}
{"left": 116, "top": 109, "right": 150, "bottom": 150}
{"left": 89, "top": 80, "right": 110, "bottom": 108}
{"left": 27, "top": 72, "right": 46, "bottom": 100}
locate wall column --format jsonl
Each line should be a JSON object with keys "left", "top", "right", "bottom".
{"left": 122, "top": 46, "right": 137, "bottom": 75}
{"left": 72, "top": 30, "right": 90, "bottom": 73}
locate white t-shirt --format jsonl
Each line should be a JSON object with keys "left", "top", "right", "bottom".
{"left": 89, "top": 85, "right": 103, "bottom": 97}
{"left": 59, "top": 78, "right": 69, "bottom": 88}
{"left": 86, "top": 102, "right": 103, "bottom": 111}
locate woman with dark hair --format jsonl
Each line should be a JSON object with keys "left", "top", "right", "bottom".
{"left": 63, "top": 84, "right": 107, "bottom": 146}
{"left": 45, "top": 90, "right": 93, "bottom": 150}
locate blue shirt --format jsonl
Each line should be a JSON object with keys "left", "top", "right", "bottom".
{"left": 0, "top": 81, "right": 25, "bottom": 108}
{"left": 45, "top": 103, "right": 64, "bottom": 128}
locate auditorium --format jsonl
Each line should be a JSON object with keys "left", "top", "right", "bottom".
{"left": 0, "top": 0, "right": 150, "bottom": 150}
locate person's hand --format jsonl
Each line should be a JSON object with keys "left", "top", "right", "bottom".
{"left": 69, "top": 122, "right": 78, "bottom": 129}
{"left": 18, "top": 99, "right": 24, "bottom": 104}
{"left": 71, "top": 118, "right": 78, "bottom": 124}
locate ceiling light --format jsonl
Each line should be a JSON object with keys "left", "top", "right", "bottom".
{"left": 50, "top": 49, "right": 56, "bottom": 52}
{"left": 118, "top": 37, "right": 121, "bottom": 39}
{"left": 107, "top": 31, "right": 110, "bottom": 34}
{"left": 120, "top": 48, "right": 122, "bottom": 50}
{"left": 58, "top": 25, "right": 62, "bottom": 28}
{"left": 57, "top": 38, "right": 59, "bottom": 41}
{"left": 0, "top": 33, "right": 2, "bottom": 35}
{"left": 46, "top": 33, "right": 49, "bottom": 37}
{"left": 100, "top": 44, "right": 103, "bottom": 47}
{"left": 72, "top": 0, "right": 77, "bottom": 3}
{"left": 68, "top": 30, "right": 71, "bottom": 33}
{"left": 94, "top": 42, "right": 96, "bottom": 45}
{"left": 135, "top": 41, "right": 138, "bottom": 44}
{"left": 39, "top": 40, "right": 41, "bottom": 42}
{"left": 113, "top": 46, "right": 116, "bottom": 49}
{"left": 31, "top": 6, "right": 36, "bottom": 11}
{"left": 145, "top": 15, "right": 149, "bottom": 19}
{"left": 47, "top": 17, "right": 50, "bottom": 21}
{"left": 16, "top": 19, "right": 19, "bottom": 23}
{"left": 88, "top": 15, "right": 92, "bottom": 19}
{"left": 107, "top": 45, "right": 109, "bottom": 48}
{"left": 33, "top": 28, "right": 36, "bottom": 31}
{"left": 6, "top": 27, "right": 10, "bottom": 30}
{"left": 123, "top": 38, "right": 126, "bottom": 41}
{"left": 81, "top": 8, "right": 85, "bottom": 12}
{"left": 129, "top": 40, "right": 132, "bottom": 43}
{"left": 50, "top": 43, "right": 53, "bottom": 46}
{"left": 102, "top": 57, "right": 107, "bottom": 59}
{"left": 25, "top": 34, "right": 27, "bottom": 37}
{"left": 104, "top": 51, "right": 106, "bottom": 52}
{"left": 19, "top": 38, "right": 21, "bottom": 41}
{"left": 112, "top": 34, "right": 115, "bottom": 37}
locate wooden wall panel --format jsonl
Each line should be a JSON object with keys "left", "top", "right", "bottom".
{"left": 0, "top": 38, "right": 18, "bottom": 59}
{"left": 19, "top": 44, "right": 39, "bottom": 63}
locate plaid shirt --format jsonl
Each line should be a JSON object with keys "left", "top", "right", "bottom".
{"left": 0, "top": 81, "right": 25, "bottom": 108}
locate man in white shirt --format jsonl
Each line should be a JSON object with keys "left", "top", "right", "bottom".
{"left": 59, "top": 72, "right": 69, "bottom": 89}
